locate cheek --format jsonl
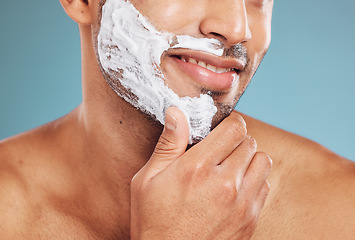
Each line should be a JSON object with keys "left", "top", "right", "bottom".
{"left": 129, "top": 0, "right": 203, "bottom": 33}
{"left": 249, "top": 21, "right": 271, "bottom": 54}
{"left": 245, "top": 12, "right": 272, "bottom": 71}
{"left": 248, "top": 6, "right": 272, "bottom": 53}
{"left": 236, "top": 13, "right": 272, "bottom": 91}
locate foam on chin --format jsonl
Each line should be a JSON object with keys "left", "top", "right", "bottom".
{"left": 98, "top": 0, "right": 226, "bottom": 143}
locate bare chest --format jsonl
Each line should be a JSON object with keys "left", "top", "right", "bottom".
{"left": 27, "top": 208, "right": 129, "bottom": 240}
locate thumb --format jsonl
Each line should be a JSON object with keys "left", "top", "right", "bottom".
{"left": 144, "top": 107, "right": 190, "bottom": 180}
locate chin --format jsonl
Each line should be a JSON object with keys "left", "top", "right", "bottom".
{"left": 211, "top": 102, "right": 236, "bottom": 130}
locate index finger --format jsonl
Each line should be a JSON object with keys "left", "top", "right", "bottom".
{"left": 184, "top": 111, "right": 248, "bottom": 166}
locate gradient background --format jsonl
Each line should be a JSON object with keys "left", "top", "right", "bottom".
{"left": 0, "top": 0, "right": 354, "bottom": 161}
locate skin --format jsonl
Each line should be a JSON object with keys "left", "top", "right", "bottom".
{"left": 95, "top": 0, "right": 272, "bottom": 128}
{"left": 1, "top": 0, "right": 355, "bottom": 239}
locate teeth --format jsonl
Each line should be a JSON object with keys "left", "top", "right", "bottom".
{"left": 181, "top": 56, "right": 232, "bottom": 74}
{"left": 188, "top": 58, "right": 197, "bottom": 64}
{"left": 217, "top": 67, "right": 232, "bottom": 73}
{"left": 216, "top": 67, "right": 225, "bottom": 73}
{"left": 206, "top": 64, "right": 217, "bottom": 72}
{"left": 198, "top": 60, "right": 207, "bottom": 68}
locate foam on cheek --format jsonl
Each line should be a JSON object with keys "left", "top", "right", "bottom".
{"left": 98, "top": 0, "right": 225, "bottom": 143}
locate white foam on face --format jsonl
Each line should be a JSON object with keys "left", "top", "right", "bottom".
{"left": 98, "top": 0, "right": 227, "bottom": 143}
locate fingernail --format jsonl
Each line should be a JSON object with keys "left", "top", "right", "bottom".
{"left": 165, "top": 112, "right": 177, "bottom": 131}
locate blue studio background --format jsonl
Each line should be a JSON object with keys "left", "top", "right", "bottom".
{"left": 0, "top": 1, "right": 354, "bottom": 161}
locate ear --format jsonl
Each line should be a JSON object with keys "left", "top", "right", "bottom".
{"left": 60, "top": 0, "right": 93, "bottom": 25}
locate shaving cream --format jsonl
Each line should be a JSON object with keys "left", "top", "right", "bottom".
{"left": 98, "top": 0, "right": 228, "bottom": 143}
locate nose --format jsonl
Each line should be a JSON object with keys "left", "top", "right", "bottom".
{"left": 199, "top": 0, "right": 251, "bottom": 47}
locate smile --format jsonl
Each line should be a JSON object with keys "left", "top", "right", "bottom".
{"left": 168, "top": 50, "right": 245, "bottom": 92}
{"left": 180, "top": 56, "right": 233, "bottom": 74}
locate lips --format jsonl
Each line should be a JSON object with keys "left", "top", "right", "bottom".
{"left": 168, "top": 50, "right": 245, "bottom": 92}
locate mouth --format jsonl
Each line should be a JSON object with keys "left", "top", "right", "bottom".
{"left": 167, "top": 49, "right": 246, "bottom": 92}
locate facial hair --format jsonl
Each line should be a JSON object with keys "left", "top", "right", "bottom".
{"left": 96, "top": 0, "right": 247, "bottom": 143}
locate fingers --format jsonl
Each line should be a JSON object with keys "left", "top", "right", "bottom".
{"left": 241, "top": 152, "right": 273, "bottom": 201}
{"left": 180, "top": 110, "right": 271, "bottom": 207}
{"left": 249, "top": 180, "right": 271, "bottom": 220}
{"left": 255, "top": 180, "right": 270, "bottom": 209}
{"left": 141, "top": 107, "right": 190, "bottom": 181}
{"left": 187, "top": 111, "right": 248, "bottom": 166}
{"left": 220, "top": 136, "right": 257, "bottom": 189}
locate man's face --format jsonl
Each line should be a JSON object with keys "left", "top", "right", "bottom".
{"left": 130, "top": 0, "right": 273, "bottom": 95}
{"left": 92, "top": 0, "right": 273, "bottom": 142}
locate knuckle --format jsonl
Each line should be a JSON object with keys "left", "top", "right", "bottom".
{"left": 131, "top": 174, "right": 151, "bottom": 196}
{"left": 230, "top": 112, "right": 247, "bottom": 125}
{"left": 219, "top": 180, "right": 238, "bottom": 203}
{"left": 258, "top": 182, "right": 271, "bottom": 205}
{"left": 255, "top": 152, "right": 273, "bottom": 170}
{"left": 181, "top": 161, "right": 210, "bottom": 183}
{"left": 130, "top": 174, "right": 142, "bottom": 193}
{"left": 153, "top": 135, "right": 176, "bottom": 156}
{"left": 245, "top": 136, "right": 257, "bottom": 152}
{"left": 226, "top": 119, "right": 247, "bottom": 140}
{"left": 130, "top": 170, "right": 150, "bottom": 195}
{"left": 158, "top": 134, "right": 174, "bottom": 148}
{"left": 264, "top": 155, "right": 273, "bottom": 171}
{"left": 264, "top": 180, "right": 271, "bottom": 193}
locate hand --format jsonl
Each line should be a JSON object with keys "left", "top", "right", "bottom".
{"left": 130, "top": 107, "right": 272, "bottom": 240}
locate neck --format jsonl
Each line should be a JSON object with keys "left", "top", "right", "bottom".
{"left": 72, "top": 25, "right": 163, "bottom": 237}
{"left": 79, "top": 25, "right": 163, "bottom": 175}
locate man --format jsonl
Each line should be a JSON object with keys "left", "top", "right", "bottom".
{"left": 0, "top": 0, "right": 354, "bottom": 239}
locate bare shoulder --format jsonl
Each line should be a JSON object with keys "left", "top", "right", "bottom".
{"left": 290, "top": 146, "right": 355, "bottom": 239}
{"left": 0, "top": 111, "right": 90, "bottom": 239}
{"left": 267, "top": 150, "right": 355, "bottom": 239}
{"left": 0, "top": 134, "right": 37, "bottom": 239}
{"left": 240, "top": 113, "right": 355, "bottom": 239}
